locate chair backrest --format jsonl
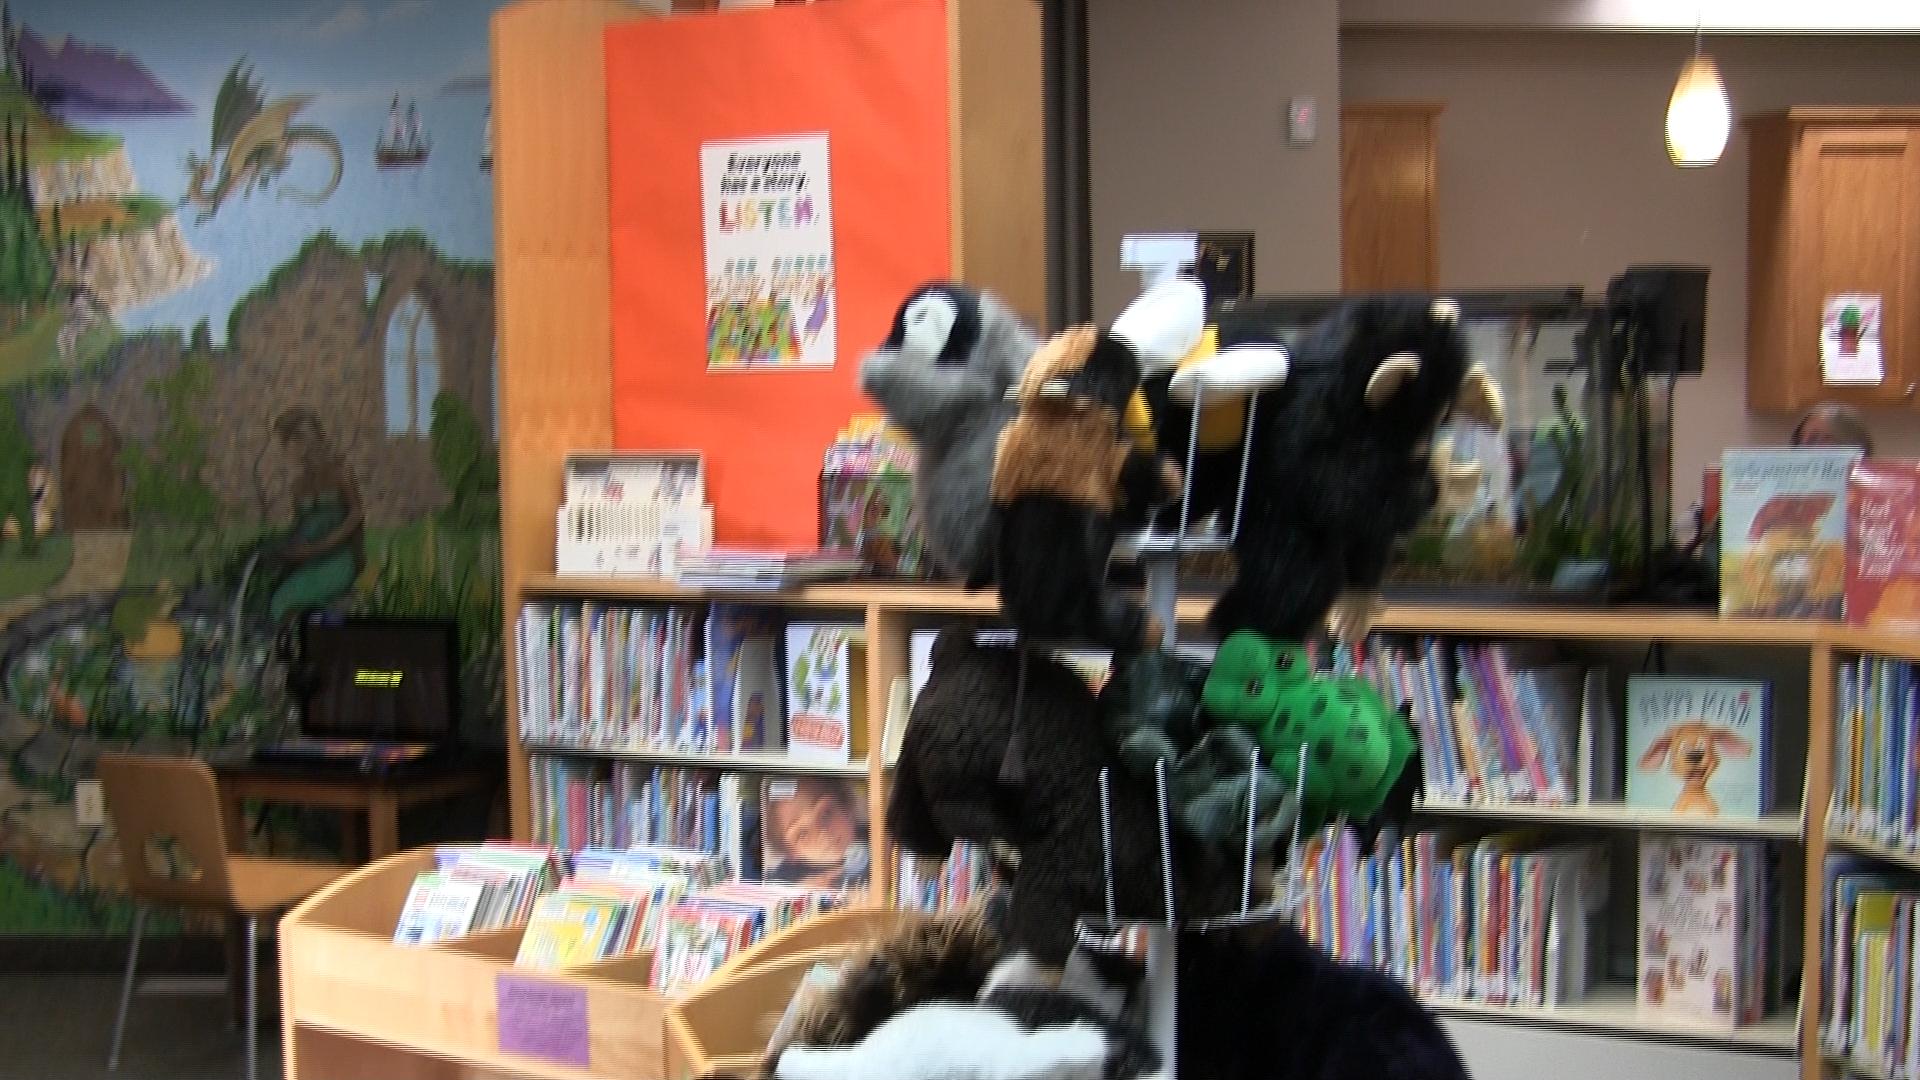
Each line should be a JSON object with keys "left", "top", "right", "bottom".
{"left": 95, "top": 752, "right": 232, "bottom": 907}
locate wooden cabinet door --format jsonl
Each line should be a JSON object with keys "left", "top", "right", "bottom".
{"left": 1341, "top": 102, "right": 1442, "bottom": 294}
{"left": 1793, "top": 123, "right": 1918, "bottom": 408}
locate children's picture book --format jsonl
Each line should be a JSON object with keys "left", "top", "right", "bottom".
{"left": 1847, "top": 459, "right": 1920, "bottom": 632}
{"left": 1721, "top": 447, "right": 1861, "bottom": 619}
{"left": 1626, "top": 676, "right": 1769, "bottom": 818}
{"left": 392, "top": 872, "right": 488, "bottom": 945}
{"left": 1637, "top": 835, "right": 1762, "bottom": 1031}
{"left": 706, "top": 603, "right": 784, "bottom": 752}
{"left": 760, "top": 775, "right": 870, "bottom": 894}
{"left": 783, "top": 622, "right": 867, "bottom": 762}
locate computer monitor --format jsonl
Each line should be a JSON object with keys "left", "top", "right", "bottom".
{"left": 295, "top": 618, "right": 461, "bottom": 744}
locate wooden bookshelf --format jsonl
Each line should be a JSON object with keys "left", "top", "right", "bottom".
{"left": 1428, "top": 985, "right": 1798, "bottom": 1054}
{"left": 273, "top": 4, "right": 1871, "bottom": 1080}
{"left": 1827, "top": 829, "right": 1920, "bottom": 875}
{"left": 1417, "top": 801, "right": 1806, "bottom": 841}
{"left": 522, "top": 742, "right": 871, "bottom": 779}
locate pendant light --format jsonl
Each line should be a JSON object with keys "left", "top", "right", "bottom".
{"left": 1666, "top": 22, "right": 1731, "bottom": 167}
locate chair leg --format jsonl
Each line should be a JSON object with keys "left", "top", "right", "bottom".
{"left": 108, "top": 905, "right": 146, "bottom": 1070}
{"left": 245, "top": 915, "right": 259, "bottom": 1080}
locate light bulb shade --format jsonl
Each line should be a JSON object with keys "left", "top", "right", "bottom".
{"left": 1666, "top": 55, "right": 1731, "bottom": 166}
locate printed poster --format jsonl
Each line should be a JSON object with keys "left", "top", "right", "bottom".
{"left": 702, "top": 134, "right": 837, "bottom": 369}
{"left": 1821, "top": 294, "right": 1883, "bottom": 386}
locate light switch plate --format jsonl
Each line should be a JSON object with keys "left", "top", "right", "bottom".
{"left": 75, "top": 780, "right": 105, "bottom": 828}
{"left": 1287, "top": 96, "right": 1317, "bottom": 146}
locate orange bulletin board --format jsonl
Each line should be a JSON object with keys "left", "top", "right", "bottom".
{"left": 606, "top": 0, "right": 954, "bottom": 549}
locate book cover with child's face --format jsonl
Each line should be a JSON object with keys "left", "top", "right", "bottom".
{"left": 760, "top": 776, "right": 869, "bottom": 895}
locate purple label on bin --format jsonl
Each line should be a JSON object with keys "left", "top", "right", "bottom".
{"left": 496, "top": 973, "right": 590, "bottom": 1068}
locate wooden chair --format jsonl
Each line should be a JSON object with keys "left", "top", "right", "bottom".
{"left": 96, "top": 752, "right": 349, "bottom": 1080}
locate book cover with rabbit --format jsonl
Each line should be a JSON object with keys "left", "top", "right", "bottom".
{"left": 1626, "top": 676, "right": 1769, "bottom": 819}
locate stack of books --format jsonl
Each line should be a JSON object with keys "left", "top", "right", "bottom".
{"left": 650, "top": 880, "right": 843, "bottom": 993}
{"left": 392, "top": 844, "right": 565, "bottom": 945}
{"left": 673, "top": 546, "right": 864, "bottom": 591}
{"left": 513, "top": 845, "right": 729, "bottom": 970}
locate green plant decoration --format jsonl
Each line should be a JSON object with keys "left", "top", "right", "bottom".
{"left": 121, "top": 355, "right": 221, "bottom": 556}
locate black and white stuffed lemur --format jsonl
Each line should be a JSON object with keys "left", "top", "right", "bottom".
{"left": 858, "top": 283, "right": 1039, "bottom": 587}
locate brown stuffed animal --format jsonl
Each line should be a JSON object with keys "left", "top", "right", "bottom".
{"left": 990, "top": 327, "right": 1180, "bottom": 651}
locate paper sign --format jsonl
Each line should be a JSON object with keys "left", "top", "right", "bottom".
{"left": 496, "top": 974, "right": 590, "bottom": 1068}
{"left": 1821, "top": 294, "right": 1884, "bottom": 386}
{"left": 701, "top": 134, "right": 837, "bottom": 370}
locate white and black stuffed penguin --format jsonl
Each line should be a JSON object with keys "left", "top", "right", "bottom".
{"left": 858, "top": 283, "right": 1040, "bottom": 587}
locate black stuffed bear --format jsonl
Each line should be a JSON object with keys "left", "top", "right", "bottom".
{"left": 888, "top": 628, "right": 1245, "bottom": 966}
{"left": 1208, "top": 297, "right": 1473, "bottom": 644}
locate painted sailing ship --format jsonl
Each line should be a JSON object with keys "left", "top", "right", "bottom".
{"left": 376, "top": 95, "right": 430, "bottom": 168}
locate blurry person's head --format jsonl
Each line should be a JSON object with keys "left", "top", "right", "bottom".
{"left": 1791, "top": 402, "right": 1875, "bottom": 456}
{"left": 765, "top": 777, "right": 862, "bottom": 871}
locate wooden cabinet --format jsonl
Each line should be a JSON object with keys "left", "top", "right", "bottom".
{"left": 1747, "top": 109, "right": 1920, "bottom": 416}
{"left": 1341, "top": 101, "right": 1443, "bottom": 294}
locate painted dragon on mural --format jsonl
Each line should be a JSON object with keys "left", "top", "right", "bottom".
{"left": 182, "top": 60, "right": 343, "bottom": 223}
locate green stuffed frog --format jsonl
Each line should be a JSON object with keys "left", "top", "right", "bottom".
{"left": 1201, "top": 630, "right": 1418, "bottom": 834}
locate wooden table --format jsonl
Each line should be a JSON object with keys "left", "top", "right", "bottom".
{"left": 215, "top": 758, "right": 500, "bottom": 862}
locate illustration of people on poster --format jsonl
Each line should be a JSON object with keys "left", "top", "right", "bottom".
{"left": 701, "top": 134, "right": 837, "bottom": 369}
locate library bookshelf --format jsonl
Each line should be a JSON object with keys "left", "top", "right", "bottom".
{"left": 267, "top": 2, "right": 1842, "bottom": 1078}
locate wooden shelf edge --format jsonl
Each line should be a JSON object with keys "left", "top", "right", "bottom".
{"left": 1427, "top": 992, "right": 1799, "bottom": 1054}
{"left": 1417, "top": 802, "right": 1806, "bottom": 839}
{"left": 1822, "top": 1052, "right": 1894, "bottom": 1080}
{"left": 518, "top": 581, "right": 1863, "bottom": 646}
{"left": 1827, "top": 828, "right": 1920, "bottom": 873}
{"left": 525, "top": 742, "right": 870, "bottom": 777}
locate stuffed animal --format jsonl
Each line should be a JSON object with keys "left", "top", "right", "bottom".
{"left": 887, "top": 629, "right": 1245, "bottom": 966}
{"left": 761, "top": 879, "right": 1468, "bottom": 1080}
{"left": 859, "top": 283, "right": 1040, "bottom": 586}
{"left": 767, "top": 906, "right": 1161, "bottom": 1080}
{"left": 1207, "top": 297, "right": 1477, "bottom": 646}
{"left": 990, "top": 327, "right": 1182, "bottom": 650}
{"left": 1200, "top": 630, "right": 1419, "bottom": 835}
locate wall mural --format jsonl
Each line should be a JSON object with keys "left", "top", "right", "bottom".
{"left": 0, "top": 0, "right": 503, "bottom": 932}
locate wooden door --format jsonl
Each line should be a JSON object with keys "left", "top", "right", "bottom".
{"left": 60, "top": 404, "right": 127, "bottom": 529}
{"left": 1794, "top": 123, "right": 1918, "bottom": 408}
{"left": 1340, "top": 101, "right": 1442, "bottom": 294}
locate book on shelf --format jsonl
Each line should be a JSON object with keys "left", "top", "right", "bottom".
{"left": 392, "top": 871, "right": 489, "bottom": 945}
{"left": 1832, "top": 654, "right": 1920, "bottom": 844}
{"left": 1577, "top": 667, "right": 1620, "bottom": 805}
{"left": 1636, "top": 835, "right": 1768, "bottom": 1031}
{"left": 1720, "top": 446, "right": 1861, "bottom": 619}
{"left": 649, "top": 881, "right": 841, "bottom": 993}
{"left": 391, "top": 845, "right": 565, "bottom": 944}
{"left": 514, "top": 889, "right": 637, "bottom": 970}
{"left": 1348, "top": 636, "right": 1606, "bottom": 809}
{"left": 1848, "top": 459, "right": 1920, "bottom": 632}
{"left": 1822, "top": 855, "right": 1920, "bottom": 1066}
{"left": 706, "top": 602, "right": 785, "bottom": 752}
{"left": 783, "top": 622, "right": 867, "bottom": 763}
{"left": 673, "top": 546, "right": 864, "bottom": 591}
{"left": 1292, "top": 823, "right": 1608, "bottom": 1009}
{"left": 1625, "top": 676, "right": 1769, "bottom": 820}
{"left": 761, "top": 774, "right": 870, "bottom": 895}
